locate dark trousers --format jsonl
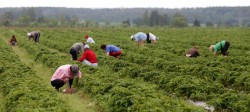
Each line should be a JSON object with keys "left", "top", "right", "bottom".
{"left": 70, "top": 48, "right": 78, "bottom": 60}
{"left": 190, "top": 52, "right": 200, "bottom": 57}
{"left": 222, "top": 41, "right": 230, "bottom": 56}
{"left": 35, "top": 33, "right": 40, "bottom": 42}
{"left": 51, "top": 79, "right": 74, "bottom": 90}
{"left": 146, "top": 34, "right": 151, "bottom": 43}
{"left": 11, "top": 41, "right": 17, "bottom": 46}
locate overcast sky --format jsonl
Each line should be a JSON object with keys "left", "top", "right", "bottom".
{"left": 0, "top": 0, "right": 249, "bottom": 8}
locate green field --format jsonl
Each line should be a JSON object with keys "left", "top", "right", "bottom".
{"left": 0, "top": 27, "right": 249, "bottom": 112}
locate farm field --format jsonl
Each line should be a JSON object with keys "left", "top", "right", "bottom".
{"left": 0, "top": 27, "right": 249, "bottom": 112}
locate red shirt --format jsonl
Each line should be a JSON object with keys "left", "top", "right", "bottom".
{"left": 78, "top": 49, "right": 98, "bottom": 63}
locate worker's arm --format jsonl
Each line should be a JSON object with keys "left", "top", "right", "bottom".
{"left": 152, "top": 40, "right": 157, "bottom": 44}
{"left": 213, "top": 51, "right": 218, "bottom": 56}
{"left": 78, "top": 53, "right": 86, "bottom": 62}
{"left": 106, "top": 52, "right": 110, "bottom": 56}
{"left": 140, "top": 40, "right": 145, "bottom": 46}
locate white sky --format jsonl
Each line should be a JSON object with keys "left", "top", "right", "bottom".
{"left": 0, "top": 0, "right": 249, "bottom": 8}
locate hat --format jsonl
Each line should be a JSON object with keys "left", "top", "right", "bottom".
{"left": 130, "top": 35, "right": 134, "bottom": 40}
{"left": 84, "top": 44, "right": 90, "bottom": 49}
{"left": 70, "top": 65, "right": 79, "bottom": 76}
{"left": 27, "top": 33, "right": 31, "bottom": 36}
{"left": 84, "top": 34, "right": 88, "bottom": 39}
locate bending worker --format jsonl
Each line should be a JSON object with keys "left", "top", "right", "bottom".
{"left": 131, "top": 32, "right": 159, "bottom": 46}
{"left": 70, "top": 42, "right": 85, "bottom": 60}
{"left": 185, "top": 47, "right": 200, "bottom": 57}
{"left": 51, "top": 64, "right": 82, "bottom": 92}
{"left": 100, "top": 44, "right": 122, "bottom": 58}
{"left": 78, "top": 44, "right": 98, "bottom": 67}
{"left": 84, "top": 34, "right": 95, "bottom": 44}
{"left": 209, "top": 40, "right": 230, "bottom": 56}
{"left": 27, "top": 31, "right": 40, "bottom": 43}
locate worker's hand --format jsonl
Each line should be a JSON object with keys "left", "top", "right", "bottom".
{"left": 213, "top": 52, "right": 218, "bottom": 56}
{"left": 63, "top": 78, "right": 69, "bottom": 83}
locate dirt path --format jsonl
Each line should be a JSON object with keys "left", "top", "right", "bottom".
{"left": 0, "top": 36, "right": 97, "bottom": 112}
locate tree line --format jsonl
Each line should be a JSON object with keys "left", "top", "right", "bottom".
{"left": 0, "top": 7, "right": 249, "bottom": 27}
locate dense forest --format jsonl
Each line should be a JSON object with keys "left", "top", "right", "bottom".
{"left": 0, "top": 7, "right": 250, "bottom": 27}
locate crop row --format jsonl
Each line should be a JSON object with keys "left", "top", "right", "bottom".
{"left": 0, "top": 38, "right": 70, "bottom": 111}
{"left": 3, "top": 27, "right": 250, "bottom": 111}
{"left": 8, "top": 28, "right": 206, "bottom": 111}
{"left": 38, "top": 28, "right": 249, "bottom": 85}
{"left": 35, "top": 28, "right": 250, "bottom": 111}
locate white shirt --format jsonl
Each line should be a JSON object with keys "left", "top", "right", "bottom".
{"left": 86, "top": 37, "right": 95, "bottom": 44}
{"left": 149, "top": 33, "right": 157, "bottom": 41}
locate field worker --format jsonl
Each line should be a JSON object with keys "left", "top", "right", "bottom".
{"left": 51, "top": 64, "right": 82, "bottom": 92}
{"left": 78, "top": 44, "right": 98, "bottom": 67}
{"left": 100, "top": 44, "right": 122, "bottom": 58}
{"left": 84, "top": 34, "right": 95, "bottom": 44}
{"left": 185, "top": 47, "right": 200, "bottom": 57}
{"left": 131, "top": 32, "right": 147, "bottom": 46}
{"left": 27, "top": 31, "right": 40, "bottom": 43}
{"left": 70, "top": 42, "right": 85, "bottom": 60}
{"left": 146, "top": 32, "right": 159, "bottom": 44}
{"left": 9, "top": 35, "right": 17, "bottom": 46}
{"left": 209, "top": 40, "right": 230, "bottom": 56}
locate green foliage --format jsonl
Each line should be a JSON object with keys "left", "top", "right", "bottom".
{"left": 0, "top": 39, "right": 70, "bottom": 112}
{"left": 193, "top": 18, "right": 201, "bottom": 27}
{"left": 171, "top": 13, "right": 188, "bottom": 27}
{"left": 1, "top": 7, "right": 250, "bottom": 27}
{"left": 0, "top": 27, "right": 249, "bottom": 111}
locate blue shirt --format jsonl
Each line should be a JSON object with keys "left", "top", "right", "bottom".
{"left": 106, "top": 45, "right": 120, "bottom": 52}
{"left": 133, "top": 32, "right": 147, "bottom": 42}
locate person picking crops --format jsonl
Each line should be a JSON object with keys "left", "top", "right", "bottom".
{"left": 51, "top": 64, "right": 82, "bottom": 92}
{"left": 131, "top": 32, "right": 147, "bottom": 46}
{"left": 9, "top": 35, "right": 17, "bottom": 46}
{"left": 78, "top": 44, "right": 98, "bottom": 67}
{"left": 100, "top": 44, "right": 122, "bottom": 58}
{"left": 209, "top": 40, "right": 230, "bottom": 56}
{"left": 27, "top": 31, "right": 40, "bottom": 43}
{"left": 185, "top": 47, "right": 200, "bottom": 57}
{"left": 84, "top": 34, "right": 95, "bottom": 44}
{"left": 70, "top": 42, "right": 85, "bottom": 60}
{"left": 131, "top": 32, "right": 159, "bottom": 46}
{"left": 146, "top": 32, "right": 159, "bottom": 44}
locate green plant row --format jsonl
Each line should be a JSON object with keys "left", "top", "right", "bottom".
{"left": 36, "top": 28, "right": 250, "bottom": 111}
{"left": 0, "top": 39, "right": 70, "bottom": 112}
{"left": 5, "top": 28, "right": 250, "bottom": 111}
{"left": 10, "top": 28, "right": 207, "bottom": 112}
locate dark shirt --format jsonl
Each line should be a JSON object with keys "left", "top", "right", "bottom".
{"left": 9, "top": 37, "right": 17, "bottom": 43}
{"left": 186, "top": 48, "right": 200, "bottom": 57}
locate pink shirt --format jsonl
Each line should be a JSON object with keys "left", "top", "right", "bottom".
{"left": 51, "top": 64, "right": 82, "bottom": 81}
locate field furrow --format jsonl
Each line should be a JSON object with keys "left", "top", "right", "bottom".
{"left": 0, "top": 27, "right": 249, "bottom": 111}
